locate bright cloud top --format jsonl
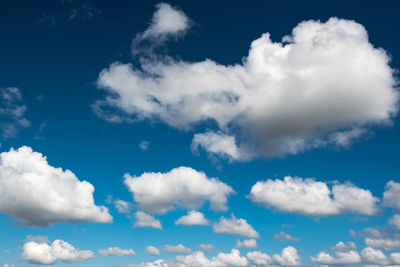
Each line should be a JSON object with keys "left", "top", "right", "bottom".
{"left": 213, "top": 214, "right": 259, "bottom": 238}
{"left": 0, "top": 146, "right": 112, "bottom": 226}
{"left": 175, "top": 210, "right": 210, "bottom": 226}
{"left": 134, "top": 211, "right": 162, "bottom": 229}
{"left": 22, "top": 239, "right": 94, "bottom": 265}
{"left": 249, "top": 176, "right": 379, "bottom": 216}
{"left": 97, "top": 16, "right": 398, "bottom": 160}
{"left": 123, "top": 166, "right": 234, "bottom": 214}
{"left": 98, "top": 247, "right": 136, "bottom": 257}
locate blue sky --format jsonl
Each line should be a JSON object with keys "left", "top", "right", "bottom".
{"left": 0, "top": 0, "right": 400, "bottom": 266}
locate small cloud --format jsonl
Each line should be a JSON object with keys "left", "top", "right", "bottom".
{"left": 235, "top": 239, "right": 257, "bottom": 248}
{"left": 133, "top": 211, "right": 162, "bottom": 229}
{"left": 163, "top": 244, "right": 192, "bottom": 254}
{"left": 197, "top": 244, "right": 214, "bottom": 252}
{"left": 273, "top": 231, "right": 300, "bottom": 242}
{"left": 175, "top": 210, "right": 210, "bottom": 226}
{"left": 98, "top": 247, "right": 135, "bottom": 257}
{"left": 139, "top": 140, "right": 150, "bottom": 151}
{"left": 145, "top": 246, "right": 160, "bottom": 256}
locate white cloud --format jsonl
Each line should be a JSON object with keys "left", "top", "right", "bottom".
{"left": 249, "top": 176, "right": 379, "bottom": 216}
{"left": 197, "top": 244, "right": 214, "bottom": 252}
{"left": 0, "top": 146, "right": 112, "bottom": 226}
{"left": 389, "top": 215, "right": 400, "bottom": 230}
{"left": 272, "top": 246, "right": 301, "bottom": 266}
{"left": 311, "top": 250, "right": 362, "bottom": 265}
{"left": 98, "top": 247, "right": 136, "bottom": 256}
{"left": 383, "top": 181, "right": 400, "bottom": 210}
{"left": 365, "top": 238, "right": 400, "bottom": 251}
{"left": 361, "top": 247, "right": 390, "bottom": 266}
{"left": 139, "top": 140, "right": 150, "bottom": 151}
{"left": 146, "top": 246, "right": 160, "bottom": 256}
{"left": 214, "top": 249, "right": 249, "bottom": 266}
{"left": 163, "top": 244, "right": 192, "bottom": 254}
{"left": 123, "top": 166, "right": 234, "bottom": 214}
{"left": 134, "top": 211, "right": 162, "bottom": 229}
{"left": 176, "top": 251, "right": 224, "bottom": 267}
{"left": 113, "top": 199, "right": 133, "bottom": 214}
{"left": 331, "top": 241, "right": 357, "bottom": 252}
{"left": 235, "top": 239, "right": 257, "bottom": 249}
{"left": 96, "top": 17, "right": 398, "bottom": 161}
{"left": 213, "top": 214, "right": 259, "bottom": 238}
{"left": 22, "top": 239, "right": 94, "bottom": 265}
{"left": 175, "top": 210, "right": 210, "bottom": 226}
{"left": 273, "top": 231, "right": 300, "bottom": 242}
{"left": 0, "top": 87, "right": 30, "bottom": 138}
{"left": 247, "top": 251, "right": 272, "bottom": 266}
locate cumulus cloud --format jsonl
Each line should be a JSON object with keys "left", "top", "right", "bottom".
{"left": 22, "top": 239, "right": 94, "bottom": 265}
{"left": 176, "top": 251, "right": 224, "bottom": 267}
{"left": 123, "top": 166, "right": 234, "bottom": 214}
{"left": 273, "top": 231, "right": 300, "bottom": 242}
{"left": 175, "top": 210, "right": 210, "bottom": 226}
{"left": 0, "top": 146, "right": 112, "bottom": 226}
{"left": 98, "top": 247, "right": 136, "bottom": 256}
{"left": 113, "top": 199, "right": 133, "bottom": 214}
{"left": 249, "top": 176, "right": 379, "bottom": 216}
{"left": 389, "top": 215, "right": 400, "bottom": 230}
{"left": 272, "top": 246, "right": 301, "bottom": 266}
{"left": 146, "top": 246, "right": 160, "bottom": 256}
{"left": 247, "top": 251, "right": 272, "bottom": 266}
{"left": 96, "top": 16, "right": 398, "bottom": 161}
{"left": 163, "top": 244, "right": 192, "bottom": 254}
{"left": 213, "top": 214, "right": 259, "bottom": 238}
{"left": 365, "top": 238, "right": 400, "bottom": 251}
{"left": 383, "top": 181, "right": 400, "bottom": 210}
{"left": 197, "top": 244, "right": 214, "bottom": 252}
{"left": 214, "top": 249, "right": 249, "bottom": 266}
{"left": 0, "top": 87, "right": 30, "bottom": 139}
{"left": 235, "top": 239, "right": 257, "bottom": 249}
{"left": 134, "top": 211, "right": 162, "bottom": 229}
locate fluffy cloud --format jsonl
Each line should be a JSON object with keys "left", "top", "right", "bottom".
{"left": 96, "top": 16, "right": 398, "bottom": 160}
{"left": 175, "top": 210, "right": 210, "bottom": 226}
{"left": 214, "top": 249, "right": 249, "bottom": 266}
{"left": 98, "top": 247, "right": 136, "bottom": 256}
{"left": 0, "top": 146, "right": 112, "bottom": 226}
{"left": 365, "top": 238, "right": 400, "bottom": 251}
{"left": 163, "top": 244, "right": 192, "bottom": 254}
{"left": 235, "top": 239, "right": 258, "bottom": 249}
{"left": 197, "top": 244, "right": 214, "bottom": 252}
{"left": 249, "top": 176, "right": 379, "bottom": 216}
{"left": 113, "top": 199, "right": 133, "bottom": 214}
{"left": 123, "top": 167, "right": 234, "bottom": 214}
{"left": 22, "top": 239, "right": 94, "bottom": 265}
{"left": 146, "top": 246, "right": 160, "bottom": 256}
{"left": 176, "top": 251, "right": 224, "bottom": 267}
{"left": 213, "top": 214, "right": 259, "bottom": 238}
{"left": 273, "top": 231, "right": 300, "bottom": 242}
{"left": 383, "top": 181, "right": 400, "bottom": 210}
{"left": 134, "top": 211, "right": 162, "bottom": 229}
{"left": 272, "top": 246, "right": 301, "bottom": 266}
{"left": 247, "top": 251, "right": 272, "bottom": 266}
{"left": 390, "top": 215, "right": 400, "bottom": 230}
{"left": 0, "top": 87, "right": 30, "bottom": 138}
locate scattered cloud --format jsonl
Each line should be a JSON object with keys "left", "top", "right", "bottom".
{"left": 389, "top": 214, "right": 400, "bottom": 230}
{"left": 163, "top": 244, "right": 192, "bottom": 254}
{"left": 123, "top": 166, "right": 234, "bottom": 214}
{"left": 113, "top": 199, "right": 133, "bottom": 214}
{"left": 247, "top": 251, "right": 272, "bottom": 266}
{"left": 235, "top": 239, "right": 257, "bottom": 249}
{"left": 365, "top": 238, "right": 400, "bottom": 251}
{"left": 96, "top": 17, "right": 398, "bottom": 161}
{"left": 249, "top": 176, "right": 379, "bottom": 216}
{"left": 0, "top": 146, "right": 112, "bottom": 226}
{"left": 272, "top": 246, "right": 301, "bottom": 266}
{"left": 145, "top": 246, "right": 160, "bottom": 256}
{"left": 139, "top": 140, "right": 150, "bottom": 151}
{"left": 38, "top": 4, "right": 101, "bottom": 26}
{"left": 99, "top": 247, "right": 136, "bottom": 257}
{"left": 175, "top": 210, "right": 210, "bottom": 226}
{"left": 383, "top": 181, "right": 400, "bottom": 210}
{"left": 0, "top": 87, "right": 30, "bottom": 139}
{"left": 22, "top": 238, "right": 94, "bottom": 265}
{"left": 213, "top": 214, "right": 259, "bottom": 238}
{"left": 273, "top": 231, "right": 300, "bottom": 242}
{"left": 198, "top": 244, "right": 214, "bottom": 252}
{"left": 134, "top": 211, "right": 162, "bottom": 229}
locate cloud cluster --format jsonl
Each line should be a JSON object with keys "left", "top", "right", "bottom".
{"left": 175, "top": 210, "right": 210, "bottom": 226}
{"left": 249, "top": 176, "right": 379, "bottom": 216}
{"left": 123, "top": 166, "right": 234, "bottom": 214}
{"left": 0, "top": 87, "right": 30, "bottom": 138}
{"left": 0, "top": 146, "right": 112, "bottom": 226}
{"left": 22, "top": 238, "right": 94, "bottom": 265}
{"left": 96, "top": 15, "right": 398, "bottom": 160}
{"left": 99, "top": 247, "right": 136, "bottom": 256}
{"left": 213, "top": 214, "right": 259, "bottom": 238}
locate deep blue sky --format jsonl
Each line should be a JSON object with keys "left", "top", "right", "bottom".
{"left": 0, "top": 1, "right": 400, "bottom": 266}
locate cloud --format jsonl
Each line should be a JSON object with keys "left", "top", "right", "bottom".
{"left": 99, "top": 247, "right": 136, "bottom": 256}
{"left": 0, "top": 146, "right": 112, "bottom": 226}
{"left": 0, "top": 87, "right": 30, "bottom": 139}
{"left": 365, "top": 238, "right": 400, "bottom": 251}
{"left": 273, "top": 231, "right": 300, "bottom": 242}
{"left": 175, "top": 210, "right": 210, "bottom": 226}
{"left": 22, "top": 239, "right": 94, "bottom": 265}
{"left": 146, "top": 246, "right": 160, "bottom": 256}
{"left": 235, "top": 239, "right": 257, "bottom": 249}
{"left": 249, "top": 176, "right": 379, "bottom": 216}
{"left": 38, "top": 4, "right": 101, "bottom": 26}
{"left": 383, "top": 181, "right": 400, "bottom": 210}
{"left": 96, "top": 17, "right": 398, "bottom": 161}
{"left": 134, "top": 211, "right": 162, "bottom": 229}
{"left": 389, "top": 215, "right": 400, "bottom": 230}
{"left": 123, "top": 166, "right": 234, "bottom": 214}
{"left": 139, "top": 140, "right": 150, "bottom": 151}
{"left": 197, "top": 244, "right": 214, "bottom": 252}
{"left": 247, "top": 251, "right": 272, "bottom": 266}
{"left": 272, "top": 246, "right": 301, "bottom": 266}
{"left": 113, "top": 199, "right": 133, "bottom": 214}
{"left": 214, "top": 249, "right": 249, "bottom": 266}
{"left": 213, "top": 214, "right": 259, "bottom": 238}
{"left": 163, "top": 244, "right": 192, "bottom": 254}
{"left": 26, "top": 235, "right": 49, "bottom": 244}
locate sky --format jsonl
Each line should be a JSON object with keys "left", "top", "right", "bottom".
{"left": 0, "top": 0, "right": 400, "bottom": 266}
